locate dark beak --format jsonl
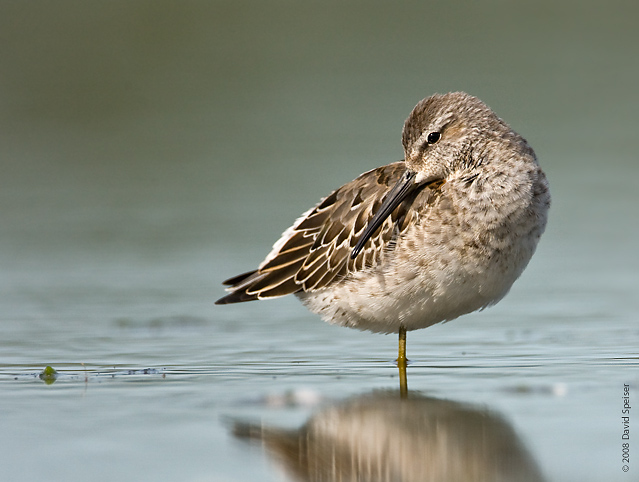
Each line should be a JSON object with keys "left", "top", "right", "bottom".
{"left": 351, "top": 169, "right": 420, "bottom": 259}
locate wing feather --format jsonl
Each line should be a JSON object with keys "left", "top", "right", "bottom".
{"left": 216, "top": 161, "right": 435, "bottom": 305}
{"left": 260, "top": 244, "right": 310, "bottom": 272}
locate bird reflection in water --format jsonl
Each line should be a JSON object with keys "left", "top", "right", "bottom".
{"left": 232, "top": 391, "right": 545, "bottom": 482}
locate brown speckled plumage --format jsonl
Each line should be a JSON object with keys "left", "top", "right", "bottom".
{"left": 217, "top": 92, "right": 550, "bottom": 336}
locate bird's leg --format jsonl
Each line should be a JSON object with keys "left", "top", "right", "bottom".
{"left": 398, "top": 325, "right": 408, "bottom": 398}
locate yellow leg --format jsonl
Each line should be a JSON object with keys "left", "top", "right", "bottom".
{"left": 398, "top": 325, "right": 408, "bottom": 398}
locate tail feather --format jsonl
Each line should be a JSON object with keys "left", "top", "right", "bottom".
{"left": 215, "top": 290, "right": 260, "bottom": 305}
{"left": 217, "top": 269, "right": 302, "bottom": 304}
{"left": 221, "top": 270, "right": 258, "bottom": 286}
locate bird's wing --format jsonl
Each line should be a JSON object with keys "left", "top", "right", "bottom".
{"left": 216, "top": 161, "right": 427, "bottom": 304}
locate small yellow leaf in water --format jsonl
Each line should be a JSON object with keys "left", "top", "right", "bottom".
{"left": 39, "top": 366, "right": 58, "bottom": 385}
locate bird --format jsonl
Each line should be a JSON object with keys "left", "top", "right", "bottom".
{"left": 232, "top": 391, "right": 546, "bottom": 482}
{"left": 216, "top": 92, "right": 550, "bottom": 391}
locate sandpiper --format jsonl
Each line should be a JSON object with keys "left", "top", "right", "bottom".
{"left": 217, "top": 92, "right": 550, "bottom": 391}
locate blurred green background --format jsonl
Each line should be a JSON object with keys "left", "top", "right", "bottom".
{"left": 1, "top": 0, "right": 637, "bottom": 268}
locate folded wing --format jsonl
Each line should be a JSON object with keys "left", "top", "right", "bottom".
{"left": 216, "top": 161, "right": 426, "bottom": 304}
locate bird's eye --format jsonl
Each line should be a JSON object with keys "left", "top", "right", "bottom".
{"left": 427, "top": 132, "right": 441, "bottom": 144}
